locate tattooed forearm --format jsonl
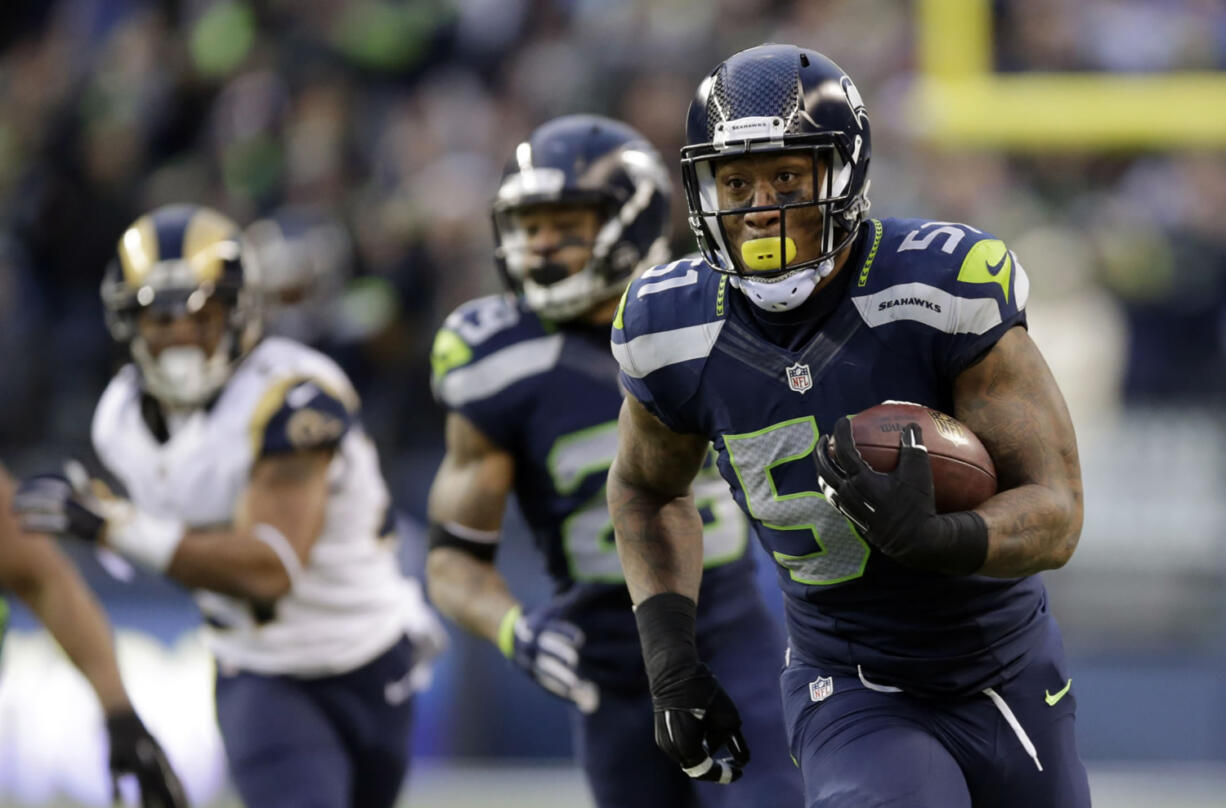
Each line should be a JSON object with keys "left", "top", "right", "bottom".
{"left": 954, "top": 327, "right": 1083, "bottom": 577}
{"left": 608, "top": 396, "right": 711, "bottom": 604}
{"left": 607, "top": 474, "right": 704, "bottom": 603}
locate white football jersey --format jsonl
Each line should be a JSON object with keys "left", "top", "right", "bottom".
{"left": 93, "top": 337, "right": 442, "bottom": 678}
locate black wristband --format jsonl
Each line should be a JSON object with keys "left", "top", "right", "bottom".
{"left": 105, "top": 708, "right": 145, "bottom": 738}
{"left": 912, "top": 511, "right": 989, "bottom": 575}
{"left": 428, "top": 522, "right": 498, "bottom": 562}
{"left": 634, "top": 592, "right": 702, "bottom": 690}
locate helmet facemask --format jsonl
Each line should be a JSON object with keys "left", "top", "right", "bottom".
{"left": 682, "top": 131, "right": 867, "bottom": 281}
{"left": 103, "top": 260, "right": 263, "bottom": 409}
{"left": 495, "top": 195, "right": 669, "bottom": 322}
{"left": 680, "top": 45, "right": 874, "bottom": 300}
{"left": 492, "top": 121, "right": 672, "bottom": 323}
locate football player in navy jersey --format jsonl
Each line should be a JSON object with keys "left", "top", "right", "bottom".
{"left": 427, "top": 115, "right": 802, "bottom": 807}
{"left": 608, "top": 45, "right": 1091, "bottom": 807}
{"left": 1, "top": 464, "right": 187, "bottom": 807}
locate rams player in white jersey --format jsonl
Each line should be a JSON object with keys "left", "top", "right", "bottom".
{"left": 13, "top": 204, "right": 444, "bottom": 808}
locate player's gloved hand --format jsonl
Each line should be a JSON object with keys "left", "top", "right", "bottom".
{"left": 813, "top": 417, "right": 989, "bottom": 575}
{"left": 635, "top": 592, "right": 749, "bottom": 784}
{"left": 499, "top": 603, "right": 600, "bottom": 714}
{"left": 11, "top": 466, "right": 106, "bottom": 541}
{"left": 12, "top": 462, "right": 183, "bottom": 572}
{"left": 106, "top": 709, "right": 190, "bottom": 808}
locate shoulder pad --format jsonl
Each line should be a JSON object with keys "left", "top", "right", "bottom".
{"left": 611, "top": 257, "right": 725, "bottom": 380}
{"left": 243, "top": 338, "right": 360, "bottom": 403}
{"left": 250, "top": 376, "right": 354, "bottom": 457}
{"left": 431, "top": 294, "right": 560, "bottom": 409}
{"left": 611, "top": 257, "right": 723, "bottom": 434}
{"left": 850, "top": 217, "right": 1030, "bottom": 336}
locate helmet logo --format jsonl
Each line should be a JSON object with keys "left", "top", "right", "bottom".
{"left": 841, "top": 76, "right": 868, "bottom": 130}
{"left": 713, "top": 116, "right": 786, "bottom": 151}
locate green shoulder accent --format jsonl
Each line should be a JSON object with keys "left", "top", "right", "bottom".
{"left": 612, "top": 284, "right": 631, "bottom": 331}
{"left": 716, "top": 275, "right": 728, "bottom": 317}
{"left": 856, "top": 219, "right": 884, "bottom": 287}
{"left": 957, "top": 238, "right": 1012, "bottom": 303}
{"left": 430, "top": 328, "right": 473, "bottom": 382}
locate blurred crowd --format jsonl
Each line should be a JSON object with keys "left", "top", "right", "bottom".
{"left": 1, "top": 0, "right": 1225, "bottom": 502}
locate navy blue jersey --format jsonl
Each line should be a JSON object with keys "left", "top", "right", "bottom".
{"left": 612, "top": 218, "right": 1046, "bottom": 697}
{"left": 432, "top": 294, "right": 755, "bottom": 684}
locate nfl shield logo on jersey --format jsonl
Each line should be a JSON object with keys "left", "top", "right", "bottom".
{"left": 786, "top": 362, "right": 812, "bottom": 394}
{"left": 809, "top": 675, "right": 834, "bottom": 702}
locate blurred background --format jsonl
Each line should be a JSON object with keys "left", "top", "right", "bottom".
{"left": 0, "top": 0, "right": 1224, "bottom": 805}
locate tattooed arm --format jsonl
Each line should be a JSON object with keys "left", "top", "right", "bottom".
{"left": 607, "top": 395, "right": 712, "bottom": 606}
{"left": 955, "top": 326, "right": 1083, "bottom": 577}
{"left": 425, "top": 412, "right": 518, "bottom": 642}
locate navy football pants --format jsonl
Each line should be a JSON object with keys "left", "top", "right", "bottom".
{"left": 570, "top": 597, "right": 804, "bottom": 808}
{"left": 215, "top": 635, "right": 416, "bottom": 808}
{"left": 780, "top": 630, "right": 1091, "bottom": 808}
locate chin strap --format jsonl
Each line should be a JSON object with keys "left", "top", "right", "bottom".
{"left": 729, "top": 258, "right": 834, "bottom": 312}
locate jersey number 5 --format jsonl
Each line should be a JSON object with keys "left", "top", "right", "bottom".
{"left": 724, "top": 416, "right": 870, "bottom": 585}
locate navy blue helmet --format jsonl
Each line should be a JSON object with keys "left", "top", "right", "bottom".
{"left": 493, "top": 114, "right": 672, "bottom": 320}
{"left": 681, "top": 44, "right": 872, "bottom": 277}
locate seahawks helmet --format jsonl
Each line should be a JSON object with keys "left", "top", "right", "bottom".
{"left": 102, "top": 204, "right": 263, "bottom": 407}
{"left": 681, "top": 44, "right": 871, "bottom": 278}
{"left": 493, "top": 115, "right": 672, "bottom": 321}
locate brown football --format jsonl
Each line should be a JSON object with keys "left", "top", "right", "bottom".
{"left": 834, "top": 401, "right": 997, "bottom": 513}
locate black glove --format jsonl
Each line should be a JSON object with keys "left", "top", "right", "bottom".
{"left": 813, "top": 417, "right": 989, "bottom": 575}
{"left": 106, "top": 710, "right": 190, "bottom": 808}
{"left": 635, "top": 593, "right": 749, "bottom": 784}
{"left": 12, "top": 470, "right": 106, "bottom": 542}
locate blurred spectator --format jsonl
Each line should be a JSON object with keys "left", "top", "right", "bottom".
{"left": 0, "top": 0, "right": 1222, "bottom": 492}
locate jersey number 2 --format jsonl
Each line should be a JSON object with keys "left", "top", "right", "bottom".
{"left": 549, "top": 421, "right": 746, "bottom": 583}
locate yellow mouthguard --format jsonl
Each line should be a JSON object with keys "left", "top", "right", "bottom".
{"left": 741, "top": 237, "right": 797, "bottom": 272}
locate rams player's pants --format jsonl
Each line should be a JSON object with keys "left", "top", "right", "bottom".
{"left": 570, "top": 596, "right": 804, "bottom": 808}
{"left": 214, "top": 635, "right": 416, "bottom": 808}
{"left": 780, "top": 627, "right": 1091, "bottom": 808}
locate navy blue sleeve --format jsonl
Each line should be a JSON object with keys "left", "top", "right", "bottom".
{"left": 430, "top": 295, "right": 547, "bottom": 450}
{"left": 934, "top": 237, "right": 1030, "bottom": 380}
{"left": 254, "top": 378, "right": 353, "bottom": 457}
{"left": 854, "top": 220, "right": 1031, "bottom": 384}
{"left": 610, "top": 260, "right": 718, "bottom": 436}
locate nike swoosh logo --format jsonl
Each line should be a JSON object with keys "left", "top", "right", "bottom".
{"left": 985, "top": 251, "right": 1010, "bottom": 278}
{"left": 956, "top": 239, "right": 1013, "bottom": 303}
{"left": 1045, "top": 678, "right": 1072, "bottom": 706}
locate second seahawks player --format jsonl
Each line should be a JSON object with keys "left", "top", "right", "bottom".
{"left": 427, "top": 115, "right": 802, "bottom": 807}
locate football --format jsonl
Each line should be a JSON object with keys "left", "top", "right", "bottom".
{"left": 834, "top": 401, "right": 997, "bottom": 513}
